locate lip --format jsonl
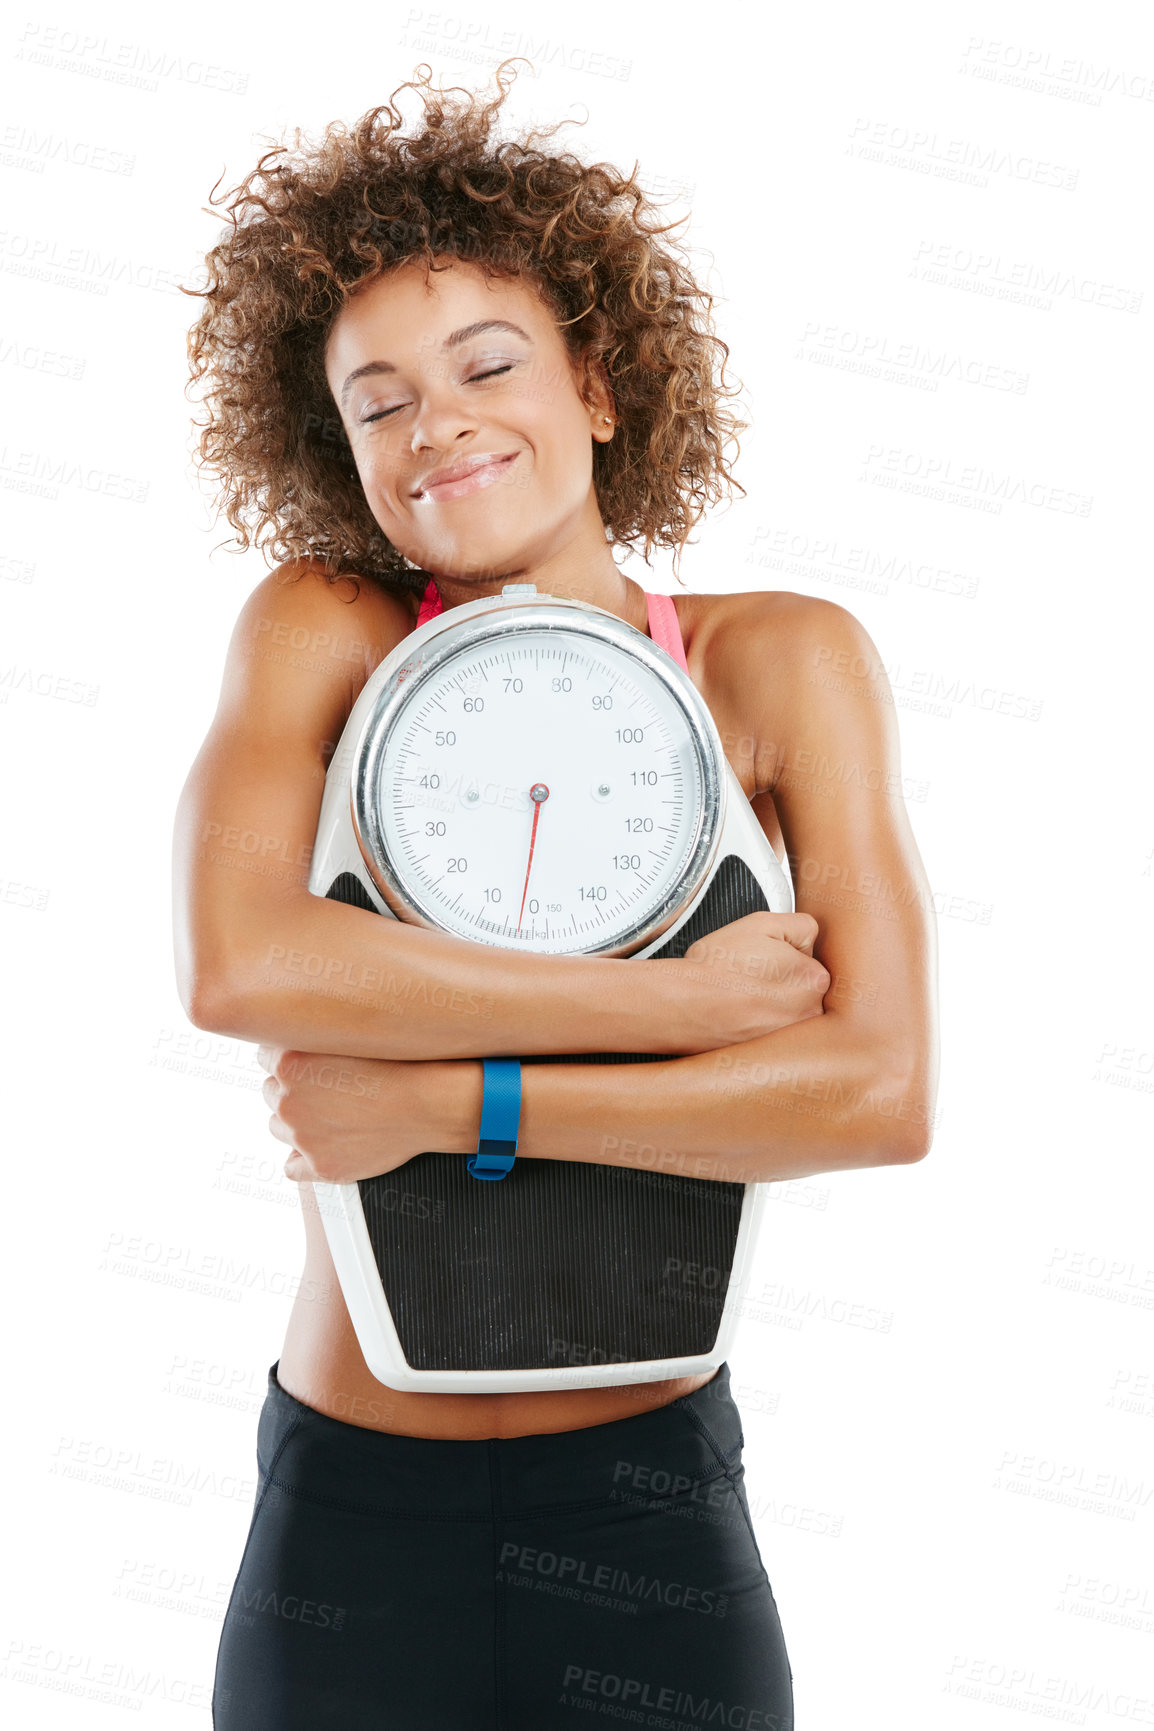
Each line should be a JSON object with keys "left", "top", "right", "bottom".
{"left": 413, "top": 451, "right": 520, "bottom": 502}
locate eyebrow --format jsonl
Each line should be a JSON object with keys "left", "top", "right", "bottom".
{"left": 338, "top": 320, "right": 533, "bottom": 405}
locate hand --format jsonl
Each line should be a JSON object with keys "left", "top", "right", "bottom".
{"left": 256, "top": 1045, "right": 481, "bottom": 1185}
{"left": 679, "top": 912, "right": 830, "bottom": 1046}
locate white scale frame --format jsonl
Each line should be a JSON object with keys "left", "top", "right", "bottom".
{"left": 307, "top": 584, "right": 794, "bottom": 1392}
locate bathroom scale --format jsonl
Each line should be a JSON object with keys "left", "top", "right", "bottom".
{"left": 307, "top": 583, "right": 794, "bottom": 1392}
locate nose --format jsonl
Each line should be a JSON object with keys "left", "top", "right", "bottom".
{"left": 408, "top": 379, "right": 479, "bottom": 457}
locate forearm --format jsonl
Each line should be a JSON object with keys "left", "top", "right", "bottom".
{"left": 486, "top": 1009, "right": 931, "bottom": 1184}
{"left": 193, "top": 893, "right": 695, "bottom": 1062}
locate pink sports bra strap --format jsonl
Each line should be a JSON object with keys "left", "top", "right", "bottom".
{"left": 416, "top": 577, "right": 443, "bottom": 627}
{"left": 644, "top": 590, "right": 689, "bottom": 672}
{"left": 413, "top": 578, "right": 688, "bottom": 672}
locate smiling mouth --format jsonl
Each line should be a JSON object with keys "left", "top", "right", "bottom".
{"left": 414, "top": 452, "right": 520, "bottom": 501}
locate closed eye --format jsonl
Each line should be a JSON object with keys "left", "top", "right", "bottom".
{"left": 360, "top": 364, "right": 517, "bottom": 425}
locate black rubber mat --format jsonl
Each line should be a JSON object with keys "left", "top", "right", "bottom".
{"left": 326, "top": 855, "right": 766, "bottom": 1372}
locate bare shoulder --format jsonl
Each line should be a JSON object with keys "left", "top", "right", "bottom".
{"left": 676, "top": 587, "right": 885, "bottom": 795}
{"left": 681, "top": 585, "right": 871, "bottom": 669}
{"left": 235, "top": 557, "right": 417, "bottom": 642}
{"left": 223, "top": 559, "right": 419, "bottom": 714}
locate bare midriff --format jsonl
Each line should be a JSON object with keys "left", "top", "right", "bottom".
{"left": 275, "top": 589, "right": 787, "bottom": 1440}
{"left": 275, "top": 1191, "right": 723, "bottom": 1438}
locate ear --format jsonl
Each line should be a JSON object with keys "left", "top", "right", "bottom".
{"left": 578, "top": 351, "right": 617, "bottom": 442}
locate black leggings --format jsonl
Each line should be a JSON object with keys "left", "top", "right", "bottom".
{"left": 213, "top": 1360, "right": 794, "bottom": 1729}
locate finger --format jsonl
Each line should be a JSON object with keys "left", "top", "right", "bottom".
{"left": 256, "top": 1044, "right": 276, "bottom": 1073}
{"left": 779, "top": 915, "right": 820, "bottom": 955}
{"left": 267, "top": 1113, "right": 291, "bottom": 1147}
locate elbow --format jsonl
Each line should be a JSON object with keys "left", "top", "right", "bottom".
{"left": 182, "top": 990, "right": 231, "bottom": 1036}
{"left": 173, "top": 918, "right": 267, "bottom": 1039}
{"left": 875, "top": 1062, "right": 935, "bottom": 1164}
{"left": 173, "top": 906, "right": 246, "bottom": 1034}
{"left": 185, "top": 989, "right": 238, "bottom": 1036}
{"left": 177, "top": 961, "right": 244, "bottom": 1038}
{"left": 824, "top": 1015, "right": 935, "bottom": 1167}
{"left": 893, "top": 1126, "right": 932, "bottom": 1164}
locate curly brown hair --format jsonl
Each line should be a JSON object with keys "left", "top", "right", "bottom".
{"left": 182, "top": 60, "right": 746, "bottom": 600}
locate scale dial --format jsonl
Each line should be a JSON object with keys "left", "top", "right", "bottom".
{"left": 351, "top": 604, "right": 724, "bottom": 956}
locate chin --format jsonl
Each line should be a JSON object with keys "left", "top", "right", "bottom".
{"left": 381, "top": 489, "right": 555, "bottom": 580}
{"left": 414, "top": 531, "right": 537, "bottom": 586}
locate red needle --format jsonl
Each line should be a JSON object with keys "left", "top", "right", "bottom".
{"left": 517, "top": 783, "right": 550, "bottom": 929}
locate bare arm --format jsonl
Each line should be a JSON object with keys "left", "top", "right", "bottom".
{"left": 504, "top": 594, "right": 939, "bottom": 1177}
{"left": 172, "top": 564, "right": 824, "bottom": 1061}
{"left": 423, "top": 1012, "right": 921, "bottom": 1186}
{"left": 263, "top": 593, "right": 939, "bottom": 1183}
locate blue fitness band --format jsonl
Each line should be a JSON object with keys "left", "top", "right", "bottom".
{"left": 466, "top": 1058, "right": 521, "bottom": 1180}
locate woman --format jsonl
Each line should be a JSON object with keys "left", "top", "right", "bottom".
{"left": 174, "top": 62, "right": 938, "bottom": 1730}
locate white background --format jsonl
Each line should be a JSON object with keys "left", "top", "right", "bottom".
{"left": 2, "top": 0, "right": 1152, "bottom": 1725}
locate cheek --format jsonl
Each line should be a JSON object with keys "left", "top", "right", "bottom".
{"left": 529, "top": 410, "right": 592, "bottom": 496}
{"left": 357, "top": 447, "right": 414, "bottom": 519}
{"left": 359, "top": 435, "right": 407, "bottom": 481}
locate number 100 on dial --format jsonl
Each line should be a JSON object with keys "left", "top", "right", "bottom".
{"left": 372, "top": 629, "right": 708, "bottom": 955}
